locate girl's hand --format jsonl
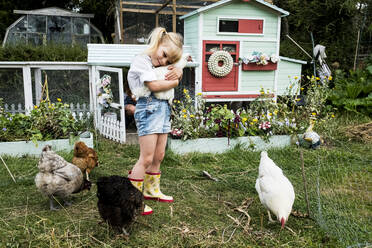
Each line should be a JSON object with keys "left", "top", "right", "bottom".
{"left": 165, "top": 66, "right": 183, "bottom": 81}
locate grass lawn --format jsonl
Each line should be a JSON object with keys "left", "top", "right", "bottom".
{"left": 0, "top": 118, "right": 371, "bottom": 247}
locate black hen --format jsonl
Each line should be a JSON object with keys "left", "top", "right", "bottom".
{"left": 96, "top": 175, "right": 143, "bottom": 235}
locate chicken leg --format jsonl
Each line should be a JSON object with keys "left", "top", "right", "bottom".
{"left": 86, "top": 171, "right": 90, "bottom": 181}
{"left": 63, "top": 198, "right": 72, "bottom": 207}
{"left": 267, "top": 210, "right": 276, "bottom": 223}
{"left": 49, "top": 196, "right": 60, "bottom": 211}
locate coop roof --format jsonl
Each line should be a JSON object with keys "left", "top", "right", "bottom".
{"left": 180, "top": 0, "right": 289, "bottom": 20}
{"left": 87, "top": 44, "right": 198, "bottom": 67}
{"left": 280, "top": 56, "right": 307, "bottom": 65}
{"left": 14, "top": 7, "right": 94, "bottom": 18}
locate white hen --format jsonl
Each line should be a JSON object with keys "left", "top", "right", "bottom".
{"left": 152, "top": 53, "right": 191, "bottom": 104}
{"left": 255, "top": 151, "right": 295, "bottom": 228}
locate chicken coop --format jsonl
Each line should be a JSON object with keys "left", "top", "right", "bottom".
{"left": 180, "top": 0, "right": 306, "bottom": 101}
{"left": 2, "top": 7, "right": 104, "bottom": 47}
{"left": 111, "top": 0, "right": 306, "bottom": 102}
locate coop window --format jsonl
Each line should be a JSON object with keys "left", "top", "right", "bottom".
{"left": 219, "top": 20, "right": 238, "bottom": 32}
{"left": 218, "top": 18, "right": 264, "bottom": 34}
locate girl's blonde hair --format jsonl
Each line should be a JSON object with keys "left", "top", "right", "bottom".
{"left": 145, "top": 27, "right": 183, "bottom": 64}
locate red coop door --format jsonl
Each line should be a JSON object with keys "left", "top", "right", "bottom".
{"left": 202, "top": 40, "right": 239, "bottom": 92}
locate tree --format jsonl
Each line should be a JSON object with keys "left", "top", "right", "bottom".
{"left": 274, "top": 0, "right": 370, "bottom": 70}
{"left": 69, "top": 0, "right": 116, "bottom": 43}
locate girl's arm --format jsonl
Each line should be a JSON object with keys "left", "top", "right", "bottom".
{"left": 145, "top": 79, "right": 179, "bottom": 92}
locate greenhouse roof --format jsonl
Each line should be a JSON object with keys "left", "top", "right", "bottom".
{"left": 14, "top": 7, "right": 94, "bottom": 18}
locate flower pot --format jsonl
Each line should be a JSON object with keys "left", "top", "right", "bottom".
{"left": 242, "top": 62, "right": 277, "bottom": 71}
{"left": 0, "top": 132, "right": 94, "bottom": 157}
{"left": 167, "top": 135, "right": 296, "bottom": 155}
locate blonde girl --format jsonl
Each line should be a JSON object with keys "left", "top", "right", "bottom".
{"left": 127, "top": 27, "right": 183, "bottom": 215}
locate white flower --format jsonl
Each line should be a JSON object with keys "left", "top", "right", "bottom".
{"left": 270, "top": 54, "right": 280, "bottom": 63}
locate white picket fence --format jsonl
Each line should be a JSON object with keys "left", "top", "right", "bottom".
{"left": 98, "top": 115, "right": 125, "bottom": 143}
{"left": 3, "top": 102, "right": 92, "bottom": 120}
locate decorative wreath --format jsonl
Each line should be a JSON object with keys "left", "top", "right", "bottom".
{"left": 208, "top": 50, "right": 234, "bottom": 77}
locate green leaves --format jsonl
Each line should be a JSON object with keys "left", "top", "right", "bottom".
{"left": 0, "top": 44, "right": 87, "bottom": 62}
{"left": 0, "top": 99, "right": 89, "bottom": 142}
{"left": 328, "top": 65, "right": 372, "bottom": 115}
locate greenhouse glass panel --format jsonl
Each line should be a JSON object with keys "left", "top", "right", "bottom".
{"left": 28, "top": 15, "right": 46, "bottom": 33}
{"left": 12, "top": 17, "right": 28, "bottom": 33}
{"left": 73, "top": 36, "right": 89, "bottom": 46}
{"left": 47, "top": 16, "right": 71, "bottom": 44}
{"left": 90, "top": 35, "right": 102, "bottom": 43}
{"left": 73, "top": 18, "right": 90, "bottom": 35}
{"left": 28, "top": 33, "right": 45, "bottom": 46}
{"left": 7, "top": 32, "right": 27, "bottom": 45}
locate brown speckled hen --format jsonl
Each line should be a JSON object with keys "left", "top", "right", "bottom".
{"left": 72, "top": 141, "right": 98, "bottom": 181}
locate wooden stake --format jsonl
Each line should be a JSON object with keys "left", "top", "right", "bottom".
{"left": 353, "top": 30, "right": 360, "bottom": 71}
{"left": 300, "top": 150, "right": 311, "bottom": 217}
{"left": 120, "top": 1, "right": 124, "bottom": 43}
{"left": 172, "top": 0, "right": 177, "bottom": 32}
{"left": 0, "top": 155, "right": 16, "bottom": 183}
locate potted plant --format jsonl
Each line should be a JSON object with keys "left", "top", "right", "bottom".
{"left": 239, "top": 52, "right": 279, "bottom": 71}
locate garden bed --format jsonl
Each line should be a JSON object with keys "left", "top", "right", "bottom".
{"left": 167, "top": 135, "right": 296, "bottom": 154}
{"left": 0, "top": 132, "right": 94, "bottom": 157}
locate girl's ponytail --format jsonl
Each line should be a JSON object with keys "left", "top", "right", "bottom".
{"left": 145, "top": 27, "right": 167, "bottom": 55}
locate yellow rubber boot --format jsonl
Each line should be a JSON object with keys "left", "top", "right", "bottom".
{"left": 129, "top": 178, "right": 153, "bottom": 215}
{"left": 144, "top": 172, "right": 173, "bottom": 203}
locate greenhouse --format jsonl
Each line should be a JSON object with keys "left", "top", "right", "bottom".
{"left": 2, "top": 7, "right": 104, "bottom": 46}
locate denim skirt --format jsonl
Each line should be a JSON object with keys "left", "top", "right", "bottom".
{"left": 134, "top": 95, "right": 171, "bottom": 136}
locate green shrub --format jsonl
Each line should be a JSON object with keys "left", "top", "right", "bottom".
{"left": 0, "top": 44, "right": 87, "bottom": 61}
{"left": 0, "top": 98, "right": 90, "bottom": 143}
{"left": 328, "top": 65, "right": 372, "bottom": 115}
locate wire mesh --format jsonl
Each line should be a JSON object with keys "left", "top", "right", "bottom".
{"left": 40, "top": 70, "right": 90, "bottom": 104}
{"left": 0, "top": 69, "right": 24, "bottom": 105}
{"left": 302, "top": 150, "right": 372, "bottom": 247}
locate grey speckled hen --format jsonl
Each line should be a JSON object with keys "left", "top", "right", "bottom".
{"left": 35, "top": 145, "right": 91, "bottom": 210}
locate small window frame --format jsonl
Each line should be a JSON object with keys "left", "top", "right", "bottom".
{"left": 216, "top": 17, "right": 265, "bottom": 36}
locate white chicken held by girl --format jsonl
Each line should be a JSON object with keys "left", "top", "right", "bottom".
{"left": 152, "top": 53, "right": 191, "bottom": 104}
{"left": 255, "top": 151, "right": 295, "bottom": 229}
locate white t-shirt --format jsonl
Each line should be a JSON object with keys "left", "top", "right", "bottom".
{"left": 127, "top": 54, "right": 157, "bottom": 99}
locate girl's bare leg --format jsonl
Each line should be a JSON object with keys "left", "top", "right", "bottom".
{"left": 130, "top": 134, "right": 158, "bottom": 179}
{"left": 147, "top": 133, "right": 168, "bottom": 173}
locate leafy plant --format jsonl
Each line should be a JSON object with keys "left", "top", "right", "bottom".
{"left": 328, "top": 66, "right": 372, "bottom": 115}
{"left": 171, "top": 89, "right": 207, "bottom": 140}
{"left": 171, "top": 75, "right": 336, "bottom": 141}
{"left": 0, "top": 98, "right": 90, "bottom": 143}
